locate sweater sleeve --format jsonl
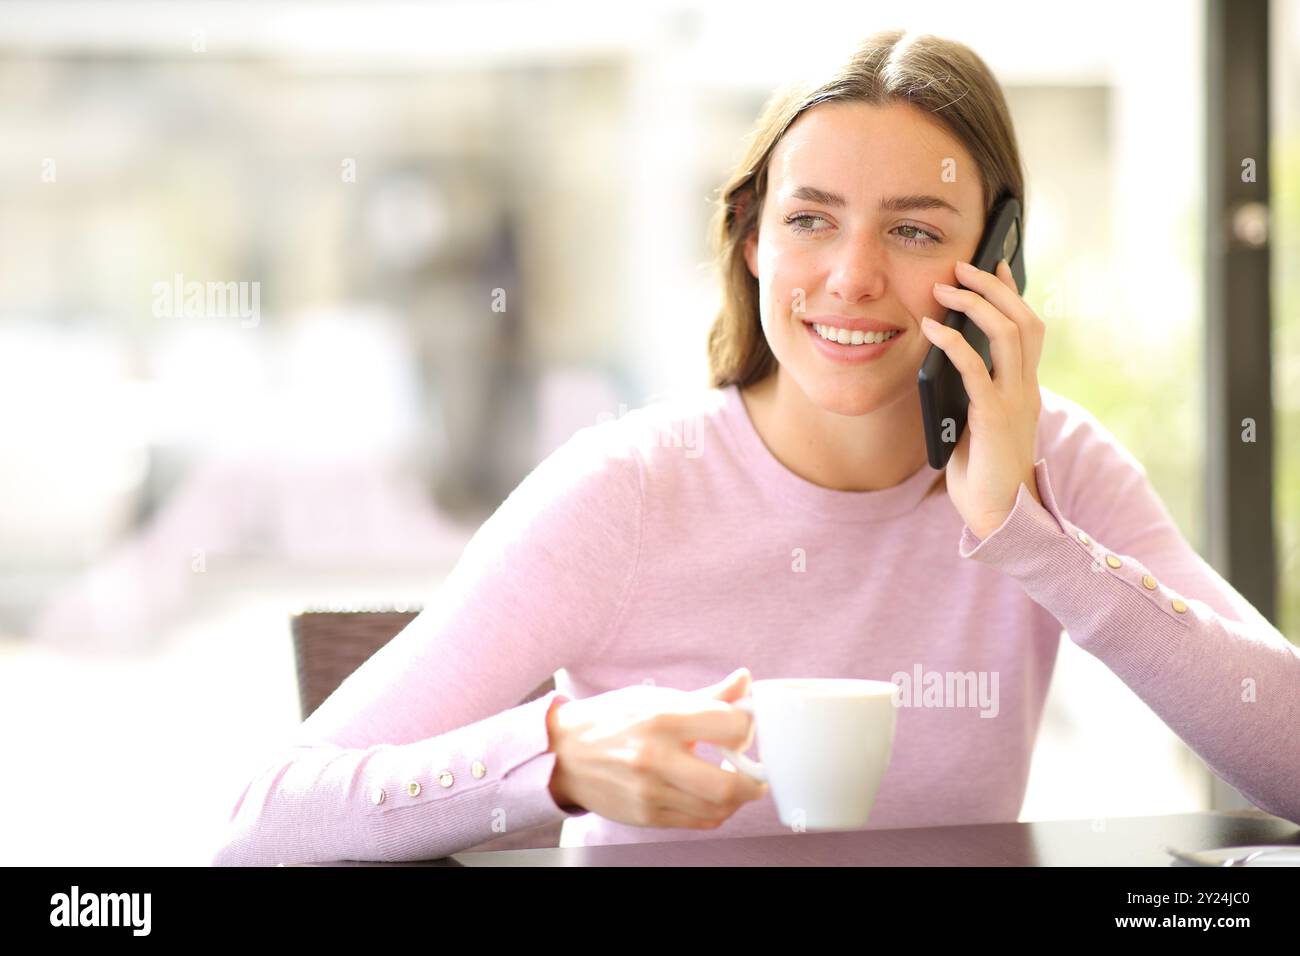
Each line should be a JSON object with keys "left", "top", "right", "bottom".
{"left": 210, "top": 423, "right": 644, "bottom": 865}
{"left": 954, "top": 417, "right": 1300, "bottom": 825}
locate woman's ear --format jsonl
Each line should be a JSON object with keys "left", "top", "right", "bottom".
{"left": 743, "top": 229, "right": 758, "bottom": 279}
{"left": 732, "top": 190, "right": 759, "bottom": 279}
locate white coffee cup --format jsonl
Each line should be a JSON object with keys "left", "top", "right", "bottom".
{"left": 719, "top": 678, "right": 899, "bottom": 831}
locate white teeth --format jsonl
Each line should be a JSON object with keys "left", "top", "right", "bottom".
{"left": 813, "top": 323, "right": 900, "bottom": 346}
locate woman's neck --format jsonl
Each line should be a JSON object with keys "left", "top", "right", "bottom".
{"left": 739, "top": 371, "right": 930, "bottom": 493}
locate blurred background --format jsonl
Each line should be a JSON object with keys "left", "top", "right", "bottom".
{"left": 0, "top": 0, "right": 1295, "bottom": 864}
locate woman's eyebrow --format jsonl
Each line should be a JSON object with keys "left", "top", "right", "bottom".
{"left": 787, "top": 184, "right": 962, "bottom": 217}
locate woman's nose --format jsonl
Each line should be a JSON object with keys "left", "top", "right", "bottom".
{"left": 823, "top": 233, "right": 888, "bottom": 301}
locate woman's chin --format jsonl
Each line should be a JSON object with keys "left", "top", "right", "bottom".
{"left": 803, "top": 380, "right": 905, "bottom": 417}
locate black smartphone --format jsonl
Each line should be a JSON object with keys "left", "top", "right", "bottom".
{"left": 917, "top": 196, "right": 1027, "bottom": 470}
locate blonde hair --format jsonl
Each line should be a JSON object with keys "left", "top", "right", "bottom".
{"left": 705, "top": 29, "right": 1026, "bottom": 392}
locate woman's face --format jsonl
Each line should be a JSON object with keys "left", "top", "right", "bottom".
{"left": 744, "top": 100, "right": 986, "bottom": 415}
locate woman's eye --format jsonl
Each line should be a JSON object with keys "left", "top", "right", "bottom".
{"left": 784, "top": 213, "right": 828, "bottom": 235}
{"left": 782, "top": 214, "right": 941, "bottom": 247}
{"left": 894, "top": 224, "right": 942, "bottom": 248}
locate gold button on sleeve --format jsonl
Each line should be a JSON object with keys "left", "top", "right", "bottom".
{"left": 1104, "top": 554, "right": 1121, "bottom": 569}
{"left": 471, "top": 761, "right": 486, "bottom": 779}
{"left": 1142, "top": 574, "right": 1157, "bottom": 590}
{"left": 371, "top": 786, "right": 386, "bottom": 806}
{"left": 438, "top": 770, "right": 455, "bottom": 788}
{"left": 1076, "top": 531, "right": 1091, "bottom": 545}
{"left": 1171, "top": 598, "right": 1188, "bottom": 614}
{"left": 406, "top": 780, "right": 421, "bottom": 797}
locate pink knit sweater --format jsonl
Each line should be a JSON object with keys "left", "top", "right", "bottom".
{"left": 210, "top": 383, "right": 1300, "bottom": 864}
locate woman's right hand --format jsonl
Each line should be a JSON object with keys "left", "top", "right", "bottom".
{"left": 545, "top": 667, "right": 769, "bottom": 830}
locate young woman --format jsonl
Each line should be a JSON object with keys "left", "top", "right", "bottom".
{"left": 212, "top": 30, "right": 1300, "bottom": 865}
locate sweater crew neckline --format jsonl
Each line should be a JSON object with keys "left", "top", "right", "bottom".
{"left": 718, "top": 383, "right": 943, "bottom": 523}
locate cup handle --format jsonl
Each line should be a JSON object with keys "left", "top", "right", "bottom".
{"left": 717, "top": 697, "right": 766, "bottom": 783}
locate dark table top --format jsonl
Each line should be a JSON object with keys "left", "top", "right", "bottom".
{"left": 288, "top": 810, "right": 1300, "bottom": 867}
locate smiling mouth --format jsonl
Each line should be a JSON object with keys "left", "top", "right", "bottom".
{"left": 808, "top": 322, "right": 903, "bottom": 346}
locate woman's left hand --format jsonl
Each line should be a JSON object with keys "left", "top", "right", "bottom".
{"left": 921, "top": 258, "right": 1046, "bottom": 540}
